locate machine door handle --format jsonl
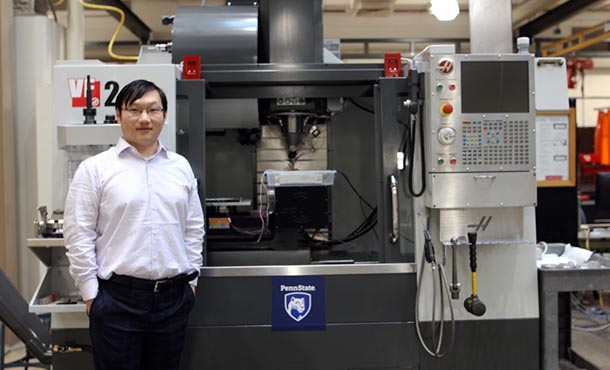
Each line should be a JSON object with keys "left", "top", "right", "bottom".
{"left": 389, "top": 175, "right": 398, "bottom": 244}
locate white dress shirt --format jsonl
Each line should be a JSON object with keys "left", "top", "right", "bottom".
{"left": 64, "top": 137, "right": 204, "bottom": 301}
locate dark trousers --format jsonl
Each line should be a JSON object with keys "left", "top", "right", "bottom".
{"left": 89, "top": 278, "right": 196, "bottom": 370}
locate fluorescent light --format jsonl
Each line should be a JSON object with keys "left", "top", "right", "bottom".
{"left": 430, "top": 0, "right": 460, "bottom": 21}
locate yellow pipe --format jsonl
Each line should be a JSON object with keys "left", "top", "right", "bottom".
{"left": 79, "top": 0, "right": 138, "bottom": 62}
{"left": 585, "top": 228, "right": 591, "bottom": 250}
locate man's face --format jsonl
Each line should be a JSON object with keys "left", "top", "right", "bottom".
{"left": 116, "top": 89, "right": 166, "bottom": 153}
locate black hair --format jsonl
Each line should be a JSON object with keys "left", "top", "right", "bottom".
{"left": 114, "top": 79, "right": 168, "bottom": 112}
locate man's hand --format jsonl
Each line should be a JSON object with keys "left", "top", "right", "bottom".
{"left": 190, "top": 284, "right": 196, "bottom": 297}
{"left": 86, "top": 299, "right": 94, "bottom": 316}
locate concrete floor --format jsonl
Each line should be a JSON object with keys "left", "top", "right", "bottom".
{"left": 2, "top": 344, "right": 33, "bottom": 369}
{"left": 572, "top": 331, "right": 610, "bottom": 370}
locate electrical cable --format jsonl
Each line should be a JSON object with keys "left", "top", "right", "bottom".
{"left": 256, "top": 171, "right": 270, "bottom": 243}
{"left": 307, "top": 207, "right": 377, "bottom": 248}
{"left": 336, "top": 170, "right": 374, "bottom": 211}
{"left": 399, "top": 70, "right": 425, "bottom": 196}
{"left": 229, "top": 220, "right": 264, "bottom": 235}
{"left": 415, "top": 252, "right": 455, "bottom": 357}
{"left": 570, "top": 293, "right": 610, "bottom": 332}
{"left": 572, "top": 322, "right": 610, "bottom": 332}
{"left": 47, "top": 0, "right": 58, "bottom": 22}
{"left": 347, "top": 98, "right": 375, "bottom": 114}
{"left": 414, "top": 227, "right": 455, "bottom": 358}
{"left": 302, "top": 170, "right": 377, "bottom": 248}
{"left": 571, "top": 293, "right": 610, "bottom": 320}
{"left": 406, "top": 105, "right": 426, "bottom": 197}
{"left": 79, "top": 0, "right": 139, "bottom": 62}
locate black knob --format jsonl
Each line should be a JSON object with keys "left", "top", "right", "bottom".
{"left": 162, "top": 15, "right": 174, "bottom": 26}
{"left": 104, "top": 115, "right": 117, "bottom": 124}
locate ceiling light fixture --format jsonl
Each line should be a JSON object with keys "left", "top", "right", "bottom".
{"left": 430, "top": 0, "right": 460, "bottom": 22}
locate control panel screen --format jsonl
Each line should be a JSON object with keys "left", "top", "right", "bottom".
{"left": 461, "top": 61, "right": 529, "bottom": 113}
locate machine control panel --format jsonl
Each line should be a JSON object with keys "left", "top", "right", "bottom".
{"left": 414, "top": 45, "right": 537, "bottom": 208}
{"left": 461, "top": 118, "right": 530, "bottom": 166}
{"left": 416, "top": 46, "right": 535, "bottom": 174}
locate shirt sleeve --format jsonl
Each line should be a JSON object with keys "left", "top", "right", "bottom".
{"left": 185, "top": 173, "right": 205, "bottom": 286}
{"left": 64, "top": 160, "right": 100, "bottom": 301}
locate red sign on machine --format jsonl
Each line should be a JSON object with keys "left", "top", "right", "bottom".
{"left": 183, "top": 55, "right": 201, "bottom": 80}
{"left": 384, "top": 53, "right": 403, "bottom": 77}
{"left": 68, "top": 77, "right": 101, "bottom": 107}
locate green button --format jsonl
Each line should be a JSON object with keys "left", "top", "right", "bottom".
{"left": 436, "top": 83, "right": 443, "bottom": 91}
{"left": 437, "top": 158, "right": 445, "bottom": 165}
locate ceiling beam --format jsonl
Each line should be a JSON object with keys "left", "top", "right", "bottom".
{"left": 512, "top": 0, "right": 562, "bottom": 27}
{"left": 88, "top": 0, "right": 152, "bottom": 43}
{"left": 515, "top": 0, "right": 603, "bottom": 39}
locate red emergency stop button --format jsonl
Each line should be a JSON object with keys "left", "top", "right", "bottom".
{"left": 440, "top": 103, "right": 454, "bottom": 116}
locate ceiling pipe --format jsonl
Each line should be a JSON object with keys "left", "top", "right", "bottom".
{"left": 67, "top": 0, "right": 84, "bottom": 59}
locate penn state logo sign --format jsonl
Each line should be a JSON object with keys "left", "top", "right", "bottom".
{"left": 272, "top": 276, "right": 326, "bottom": 330}
{"left": 284, "top": 292, "right": 312, "bottom": 322}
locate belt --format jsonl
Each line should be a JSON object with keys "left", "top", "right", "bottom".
{"left": 107, "top": 271, "right": 199, "bottom": 293}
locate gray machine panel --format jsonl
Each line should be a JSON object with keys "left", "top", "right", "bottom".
{"left": 427, "top": 171, "right": 537, "bottom": 209}
{"left": 181, "top": 323, "right": 418, "bottom": 370}
{"left": 183, "top": 268, "right": 417, "bottom": 369}
{"left": 437, "top": 207, "right": 525, "bottom": 243}
{"left": 419, "top": 319, "right": 539, "bottom": 370}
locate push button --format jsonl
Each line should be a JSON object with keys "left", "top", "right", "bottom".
{"left": 440, "top": 103, "right": 453, "bottom": 116}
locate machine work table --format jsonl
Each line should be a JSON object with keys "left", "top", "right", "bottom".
{"left": 539, "top": 253, "right": 610, "bottom": 370}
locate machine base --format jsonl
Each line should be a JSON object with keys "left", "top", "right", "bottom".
{"left": 419, "top": 318, "right": 539, "bottom": 370}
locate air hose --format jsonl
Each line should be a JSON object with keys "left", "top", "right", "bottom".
{"left": 415, "top": 228, "right": 455, "bottom": 358}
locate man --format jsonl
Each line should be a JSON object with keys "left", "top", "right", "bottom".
{"left": 64, "top": 79, "right": 204, "bottom": 370}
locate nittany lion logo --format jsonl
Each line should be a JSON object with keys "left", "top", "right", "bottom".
{"left": 284, "top": 292, "right": 312, "bottom": 322}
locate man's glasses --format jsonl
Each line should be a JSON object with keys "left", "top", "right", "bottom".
{"left": 123, "top": 107, "right": 164, "bottom": 118}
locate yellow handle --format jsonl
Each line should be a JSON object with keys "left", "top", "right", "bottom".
{"left": 471, "top": 271, "right": 477, "bottom": 296}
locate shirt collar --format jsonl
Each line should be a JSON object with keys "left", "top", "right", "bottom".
{"left": 115, "top": 137, "right": 169, "bottom": 158}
